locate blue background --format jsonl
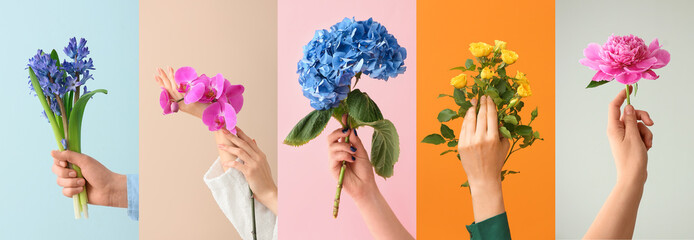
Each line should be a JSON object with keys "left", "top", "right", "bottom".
{"left": 0, "top": 0, "right": 139, "bottom": 239}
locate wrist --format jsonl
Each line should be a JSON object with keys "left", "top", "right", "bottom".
{"left": 108, "top": 173, "right": 128, "bottom": 208}
{"left": 616, "top": 172, "right": 647, "bottom": 188}
{"left": 353, "top": 182, "right": 381, "bottom": 207}
{"left": 468, "top": 177, "right": 505, "bottom": 222}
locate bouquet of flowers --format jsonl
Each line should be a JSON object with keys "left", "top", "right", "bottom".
{"left": 422, "top": 40, "right": 542, "bottom": 187}
{"left": 28, "top": 37, "right": 106, "bottom": 219}
{"left": 284, "top": 17, "right": 407, "bottom": 218}
{"left": 580, "top": 34, "right": 670, "bottom": 104}
{"left": 158, "top": 66, "right": 253, "bottom": 237}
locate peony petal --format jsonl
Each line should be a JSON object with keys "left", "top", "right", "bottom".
{"left": 160, "top": 88, "right": 172, "bottom": 115}
{"left": 651, "top": 49, "right": 670, "bottom": 69}
{"left": 184, "top": 82, "right": 205, "bottom": 104}
{"left": 599, "top": 64, "right": 625, "bottom": 76}
{"left": 579, "top": 58, "right": 601, "bottom": 71}
{"left": 625, "top": 57, "right": 657, "bottom": 72}
{"left": 648, "top": 39, "right": 660, "bottom": 53}
{"left": 592, "top": 71, "right": 613, "bottom": 81}
{"left": 641, "top": 70, "right": 659, "bottom": 80}
{"left": 615, "top": 72, "right": 641, "bottom": 85}
{"left": 583, "top": 43, "right": 602, "bottom": 60}
{"left": 175, "top": 66, "right": 197, "bottom": 84}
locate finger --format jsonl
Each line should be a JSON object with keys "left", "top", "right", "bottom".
{"left": 53, "top": 157, "right": 67, "bottom": 168}
{"left": 167, "top": 66, "right": 175, "bottom": 81}
{"left": 486, "top": 95, "right": 499, "bottom": 138}
{"left": 224, "top": 160, "right": 249, "bottom": 174}
{"left": 222, "top": 133, "right": 258, "bottom": 160}
{"left": 635, "top": 110, "right": 654, "bottom": 126}
{"left": 327, "top": 128, "right": 350, "bottom": 144}
{"left": 155, "top": 75, "right": 165, "bottom": 87}
{"left": 329, "top": 142, "right": 354, "bottom": 155}
{"left": 52, "top": 164, "right": 77, "bottom": 178}
{"left": 51, "top": 150, "right": 90, "bottom": 167}
{"left": 218, "top": 145, "right": 254, "bottom": 163}
{"left": 346, "top": 128, "right": 365, "bottom": 157}
{"left": 475, "top": 96, "right": 488, "bottom": 137}
{"left": 637, "top": 122, "right": 653, "bottom": 150}
{"left": 158, "top": 68, "right": 172, "bottom": 90}
{"left": 235, "top": 127, "right": 262, "bottom": 154}
{"left": 57, "top": 177, "right": 85, "bottom": 188}
{"left": 461, "top": 98, "right": 478, "bottom": 141}
{"left": 331, "top": 151, "right": 355, "bottom": 163}
{"left": 623, "top": 105, "right": 639, "bottom": 138}
{"left": 608, "top": 89, "right": 627, "bottom": 130}
{"left": 63, "top": 187, "right": 83, "bottom": 197}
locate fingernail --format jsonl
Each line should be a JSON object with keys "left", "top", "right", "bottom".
{"left": 77, "top": 179, "right": 85, "bottom": 185}
{"left": 351, "top": 156, "right": 356, "bottom": 161}
{"left": 350, "top": 146, "right": 357, "bottom": 152}
{"left": 342, "top": 128, "right": 349, "bottom": 133}
{"left": 625, "top": 105, "right": 634, "bottom": 115}
{"left": 69, "top": 171, "right": 76, "bottom": 177}
{"left": 471, "top": 98, "right": 477, "bottom": 105}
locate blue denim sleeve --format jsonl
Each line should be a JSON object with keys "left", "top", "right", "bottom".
{"left": 126, "top": 174, "right": 139, "bottom": 221}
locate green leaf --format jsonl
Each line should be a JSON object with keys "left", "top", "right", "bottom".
{"left": 499, "top": 126, "right": 512, "bottom": 139}
{"left": 516, "top": 125, "right": 533, "bottom": 137}
{"left": 28, "top": 67, "right": 65, "bottom": 150}
{"left": 515, "top": 101, "right": 525, "bottom": 112}
{"left": 534, "top": 131, "right": 541, "bottom": 139}
{"left": 284, "top": 109, "right": 332, "bottom": 146}
{"left": 422, "top": 134, "right": 446, "bottom": 145}
{"left": 465, "top": 59, "right": 475, "bottom": 70}
{"left": 461, "top": 181, "right": 469, "bottom": 187}
{"left": 634, "top": 82, "right": 638, "bottom": 96}
{"left": 438, "top": 94, "right": 453, "bottom": 98}
{"left": 346, "top": 89, "right": 383, "bottom": 123}
{"left": 440, "top": 149, "right": 456, "bottom": 156}
{"left": 503, "top": 115, "right": 518, "bottom": 125}
{"left": 67, "top": 89, "right": 108, "bottom": 153}
{"left": 447, "top": 140, "right": 458, "bottom": 147}
{"left": 362, "top": 119, "right": 400, "bottom": 178}
{"left": 500, "top": 170, "right": 520, "bottom": 181}
{"left": 531, "top": 107, "right": 538, "bottom": 120}
{"left": 440, "top": 124, "right": 455, "bottom": 139}
{"left": 586, "top": 80, "right": 610, "bottom": 88}
{"left": 437, "top": 109, "right": 457, "bottom": 122}
{"left": 453, "top": 88, "right": 467, "bottom": 106}
{"left": 450, "top": 66, "right": 467, "bottom": 71}
{"left": 485, "top": 87, "right": 502, "bottom": 105}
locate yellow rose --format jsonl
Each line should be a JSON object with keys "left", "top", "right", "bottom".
{"left": 450, "top": 73, "right": 467, "bottom": 89}
{"left": 469, "top": 42, "right": 494, "bottom": 57}
{"left": 517, "top": 82, "right": 532, "bottom": 97}
{"left": 481, "top": 67, "right": 495, "bottom": 79}
{"left": 494, "top": 40, "right": 507, "bottom": 51}
{"left": 514, "top": 71, "right": 529, "bottom": 85}
{"left": 501, "top": 49, "right": 518, "bottom": 64}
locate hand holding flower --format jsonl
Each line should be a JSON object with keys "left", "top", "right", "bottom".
{"left": 326, "top": 123, "right": 376, "bottom": 202}
{"left": 607, "top": 88, "right": 653, "bottom": 184}
{"left": 217, "top": 127, "right": 277, "bottom": 215}
{"left": 156, "top": 67, "right": 208, "bottom": 118}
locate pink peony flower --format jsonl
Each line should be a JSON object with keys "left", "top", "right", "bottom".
{"left": 202, "top": 101, "right": 237, "bottom": 133}
{"left": 580, "top": 35, "right": 670, "bottom": 85}
{"left": 159, "top": 87, "right": 179, "bottom": 115}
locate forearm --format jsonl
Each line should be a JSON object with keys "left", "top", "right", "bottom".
{"left": 108, "top": 173, "right": 128, "bottom": 208}
{"left": 258, "top": 188, "right": 278, "bottom": 215}
{"left": 469, "top": 179, "right": 505, "bottom": 223}
{"left": 584, "top": 177, "right": 645, "bottom": 239}
{"left": 213, "top": 131, "right": 237, "bottom": 171}
{"left": 355, "top": 186, "right": 413, "bottom": 240}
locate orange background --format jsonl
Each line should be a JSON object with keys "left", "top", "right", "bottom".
{"left": 417, "top": 0, "right": 555, "bottom": 239}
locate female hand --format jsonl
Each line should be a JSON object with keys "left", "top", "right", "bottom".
{"left": 217, "top": 127, "right": 278, "bottom": 215}
{"left": 457, "top": 95, "right": 509, "bottom": 222}
{"left": 50, "top": 150, "right": 127, "bottom": 208}
{"left": 326, "top": 116, "right": 376, "bottom": 202}
{"left": 155, "top": 66, "right": 208, "bottom": 119}
{"left": 607, "top": 87, "right": 654, "bottom": 184}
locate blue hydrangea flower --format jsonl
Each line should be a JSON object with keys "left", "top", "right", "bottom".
{"left": 297, "top": 18, "right": 407, "bottom": 110}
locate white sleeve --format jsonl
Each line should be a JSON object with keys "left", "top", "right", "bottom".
{"left": 204, "top": 157, "right": 278, "bottom": 240}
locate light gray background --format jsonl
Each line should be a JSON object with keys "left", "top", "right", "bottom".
{"left": 556, "top": 0, "right": 694, "bottom": 239}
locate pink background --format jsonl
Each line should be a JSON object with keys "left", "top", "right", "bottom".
{"left": 277, "top": 0, "right": 416, "bottom": 238}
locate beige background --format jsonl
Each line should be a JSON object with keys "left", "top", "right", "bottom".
{"left": 139, "top": 0, "right": 277, "bottom": 239}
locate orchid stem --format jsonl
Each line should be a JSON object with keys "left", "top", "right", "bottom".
{"left": 250, "top": 187, "right": 257, "bottom": 240}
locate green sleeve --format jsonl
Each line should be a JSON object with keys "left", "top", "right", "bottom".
{"left": 466, "top": 212, "right": 511, "bottom": 240}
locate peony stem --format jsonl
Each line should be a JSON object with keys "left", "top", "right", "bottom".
{"left": 333, "top": 135, "right": 350, "bottom": 218}
{"left": 625, "top": 84, "right": 631, "bottom": 105}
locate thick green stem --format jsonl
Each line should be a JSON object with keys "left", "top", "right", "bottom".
{"left": 333, "top": 135, "right": 350, "bottom": 218}
{"left": 249, "top": 188, "right": 257, "bottom": 240}
{"left": 625, "top": 84, "right": 631, "bottom": 105}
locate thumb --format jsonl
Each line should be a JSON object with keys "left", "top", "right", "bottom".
{"left": 54, "top": 150, "right": 92, "bottom": 169}
{"left": 623, "top": 105, "right": 639, "bottom": 139}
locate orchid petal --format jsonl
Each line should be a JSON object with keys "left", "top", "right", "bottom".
{"left": 212, "top": 74, "right": 225, "bottom": 99}
{"left": 160, "top": 88, "right": 172, "bottom": 115}
{"left": 202, "top": 102, "right": 223, "bottom": 131}
{"left": 175, "top": 66, "right": 197, "bottom": 84}
{"left": 223, "top": 102, "right": 238, "bottom": 134}
{"left": 184, "top": 82, "right": 205, "bottom": 104}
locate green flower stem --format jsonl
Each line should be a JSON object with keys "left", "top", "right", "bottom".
{"left": 249, "top": 187, "right": 257, "bottom": 240}
{"left": 625, "top": 84, "right": 631, "bottom": 105}
{"left": 333, "top": 134, "right": 350, "bottom": 218}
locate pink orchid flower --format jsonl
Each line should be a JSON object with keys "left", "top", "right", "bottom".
{"left": 174, "top": 66, "right": 198, "bottom": 93}
{"left": 185, "top": 74, "right": 225, "bottom": 104}
{"left": 202, "top": 101, "right": 238, "bottom": 133}
{"left": 220, "top": 80, "right": 245, "bottom": 114}
{"left": 580, "top": 35, "right": 670, "bottom": 85}
{"left": 159, "top": 87, "right": 179, "bottom": 115}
